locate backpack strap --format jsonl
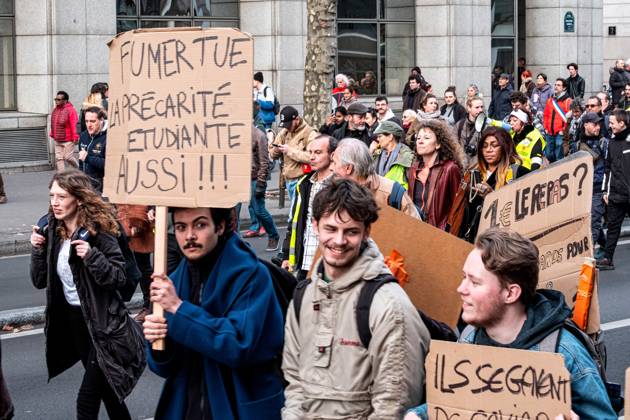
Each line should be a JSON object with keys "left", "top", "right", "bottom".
{"left": 387, "top": 181, "right": 405, "bottom": 210}
{"left": 292, "top": 278, "right": 311, "bottom": 325}
{"left": 356, "top": 275, "right": 398, "bottom": 348}
{"left": 538, "top": 328, "right": 561, "bottom": 352}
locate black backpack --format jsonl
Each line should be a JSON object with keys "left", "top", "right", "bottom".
{"left": 292, "top": 274, "right": 457, "bottom": 346}
{"left": 264, "top": 86, "right": 281, "bottom": 115}
{"left": 259, "top": 258, "right": 297, "bottom": 320}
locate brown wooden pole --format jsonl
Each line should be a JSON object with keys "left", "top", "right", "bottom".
{"left": 151, "top": 205, "right": 168, "bottom": 351}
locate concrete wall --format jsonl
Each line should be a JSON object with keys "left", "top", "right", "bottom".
{"left": 14, "top": 0, "right": 115, "bottom": 115}
{"left": 526, "top": 0, "right": 603, "bottom": 97}
{"left": 414, "top": 0, "right": 492, "bottom": 100}
{"left": 240, "top": 0, "right": 307, "bottom": 112}
{"left": 603, "top": 0, "right": 630, "bottom": 85}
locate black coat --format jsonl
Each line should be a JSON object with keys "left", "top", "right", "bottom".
{"left": 604, "top": 127, "right": 630, "bottom": 203}
{"left": 609, "top": 68, "right": 628, "bottom": 105}
{"left": 566, "top": 75, "right": 585, "bottom": 99}
{"left": 30, "top": 216, "right": 146, "bottom": 402}
{"left": 440, "top": 102, "right": 467, "bottom": 124}
{"left": 488, "top": 86, "right": 513, "bottom": 120}
{"left": 332, "top": 122, "right": 371, "bottom": 147}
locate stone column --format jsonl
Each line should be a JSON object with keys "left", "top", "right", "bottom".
{"left": 526, "top": 0, "right": 603, "bottom": 97}
{"left": 414, "top": 0, "right": 492, "bottom": 99}
{"left": 240, "top": 0, "right": 308, "bottom": 112}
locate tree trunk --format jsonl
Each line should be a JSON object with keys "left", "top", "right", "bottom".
{"left": 303, "top": 0, "right": 337, "bottom": 130}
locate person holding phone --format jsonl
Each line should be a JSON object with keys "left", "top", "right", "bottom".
{"left": 30, "top": 170, "right": 145, "bottom": 420}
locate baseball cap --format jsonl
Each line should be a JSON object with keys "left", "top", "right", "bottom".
{"left": 279, "top": 106, "right": 299, "bottom": 128}
{"left": 508, "top": 109, "right": 529, "bottom": 124}
{"left": 582, "top": 112, "right": 602, "bottom": 124}
{"left": 347, "top": 102, "right": 368, "bottom": 115}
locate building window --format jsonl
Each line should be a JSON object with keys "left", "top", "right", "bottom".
{"left": 491, "top": 0, "right": 517, "bottom": 82}
{"left": 0, "top": 0, "right": 15, "bottom": 110}
{"left": 116, "top": 0, "right": 239, "bottom": 34}
{"left": 337, "top": 0, "right": 415, "bottom": 97}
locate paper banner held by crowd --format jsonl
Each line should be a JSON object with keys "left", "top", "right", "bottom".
{"left": 478, "top": 152, "right": 600, "bottom": 333}
{"left": 425, "top": 340, "right": 572, "bottom": 420}
{"left": 103, "top": 27, "right": 253, "bottom": 208}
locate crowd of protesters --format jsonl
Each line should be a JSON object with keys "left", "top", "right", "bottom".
{"left": 1, "top": 60, "right": 625, "bottom": 420}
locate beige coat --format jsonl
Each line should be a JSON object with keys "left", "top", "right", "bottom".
{"left": 366, "top": 175, "right": 421, "bottom": 220}
{"left": 282, "top": 239, "right": 429, "bottom": 419}
{"left": 269, "top": 119, "right": 318, "bottom": 180}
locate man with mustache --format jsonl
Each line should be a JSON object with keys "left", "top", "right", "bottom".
{"left": 142, "top": 207, "right": 285, "bottom": 419}
{"left": 282, "top": 179, "right": 429, "bottom": 419}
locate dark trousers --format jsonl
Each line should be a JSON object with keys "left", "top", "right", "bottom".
{"left": 134, "top": 252, "right": 153, "bottom": 309}
{"left": 0, "top": 174, "right": 5, "bottom": 198}
{"left": 591, "top": 191, "right": 607, "bottom": 247}
{"left": 66, "top": 304, "right": 131, "bottom": 420}
{"left": 603, "top": 201, "right": 630, "bottom": 261}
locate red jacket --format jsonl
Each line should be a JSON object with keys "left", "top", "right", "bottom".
{"left": 543, "top": 94, "right": 572, "bottom": 136}
{"left": 49, "top": 102, "right": 79, "bottom": 142}
{"left": 407, "top": 158, "right": 461, "bottom": 230}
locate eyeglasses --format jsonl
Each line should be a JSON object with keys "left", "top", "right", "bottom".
{"left": 585, "top": 104, "right": 598, "bottom": 108}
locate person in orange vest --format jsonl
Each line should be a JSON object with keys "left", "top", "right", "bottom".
{"left": 543, "top": 78, "right": 572, "bottom": 163}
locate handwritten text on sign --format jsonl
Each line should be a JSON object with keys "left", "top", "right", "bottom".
{"left": 104, "top": 28, "right": 253, "bottom": 207}
{"left": 426, "top": 340, "right": 571, "bottom": 420}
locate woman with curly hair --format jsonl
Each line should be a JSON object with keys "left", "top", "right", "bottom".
{"left": 407, "top": 119, "right": 464, "bottom": 229}
{"left": 448, "top": 126, "right": 529, "bottom": 242}
{"left": 30, "top": 170, "right": 145, "bottom": 419}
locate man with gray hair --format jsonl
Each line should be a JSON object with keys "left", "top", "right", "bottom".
{"left": 331, "top": 137, "right": 420, "bottom": 219}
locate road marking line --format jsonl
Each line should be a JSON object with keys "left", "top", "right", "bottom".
{"left": 0, "top": 328, "right": 44, "bottom": 340}
{"left": 601, "top": 318, "right": 630, "bottom": 332}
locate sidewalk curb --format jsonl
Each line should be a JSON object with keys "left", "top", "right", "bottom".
{"left": 0, "top": 294, "right": 145, "bottom": 329}
{"left": 0, "top": 214, "right": 289, "bottom": 258}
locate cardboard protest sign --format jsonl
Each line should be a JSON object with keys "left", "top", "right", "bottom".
{"left": 103, "top": 28, "right": 253, "bottom": 208}
{"left": 625, "top": 367, "right": 629, "bottom": 416}
{"left": 369, "top": 206, "right": 473, "bottom": 328}
{"left": 478, "top": 152, "right": 598, "bottom": 332}
{"left": 426, "top": 340, "right": 571, "bottom": 419}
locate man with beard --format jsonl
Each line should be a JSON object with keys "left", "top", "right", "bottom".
{"left": 282, "top": 178, "right": 429, "bottom": 419}
{"left": 143, "top": 207, "right": 285, "bottom": 419}
{"left": 543, "top": 78, "right": 572, "bottom": 162}
{"left": 508, "top": 109, "right": 546, "bottom": 171}
{"left": 332, "top": 102, "right": 372, "bottom": 147}
{"left": 405, "top": 229, "right": 616, "bottom": 420}
{"left": 455, "top": 96, "right": 485, "bottom": 167}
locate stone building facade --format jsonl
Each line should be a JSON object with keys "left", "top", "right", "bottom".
{"left": 0, "top": 0, "right": 613, "bottom": 168}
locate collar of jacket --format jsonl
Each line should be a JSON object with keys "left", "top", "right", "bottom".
{"left": 310, "top": 238, "right": 391, "bottom": 297}
{"left": 554, "top": 91, "right": 568, "bottom": 100}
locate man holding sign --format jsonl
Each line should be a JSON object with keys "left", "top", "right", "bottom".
{"left": 142, "top": 207, "right": 285, "bottom": 419}
{"left": 406, "top": 229, "right": 615, "bottom": 419}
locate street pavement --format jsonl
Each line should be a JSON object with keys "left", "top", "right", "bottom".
{"left": 0, "top": 231, "right": 283, "bottom": 420}
{"left": 2, "top": 236, "right": 630, "bottom": 418}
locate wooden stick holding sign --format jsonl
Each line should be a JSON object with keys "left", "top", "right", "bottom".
{"left": 151, "top": 206, "right": 168, "bottom": 351}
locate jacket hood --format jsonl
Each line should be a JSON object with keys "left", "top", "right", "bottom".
{"left": 311, "top": 238, "right": 391, "bottom": 293}
{"left": 538, "top": 83, "right": 552, "bottom": 93}
{"left": 394, "top": 143, "right": 415, "bottom": 168}
{"left": 475, "top": 289, "right": 571, "bottom": 350}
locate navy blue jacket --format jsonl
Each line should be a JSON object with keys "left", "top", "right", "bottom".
{"left": 78, "top": 129, "right": 106, "bottom": 190}
{"left": 147, "top": 233, "right": 284, "bottom": 419}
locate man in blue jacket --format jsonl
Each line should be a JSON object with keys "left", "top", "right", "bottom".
{"left": 405, "top": 229, "right": 616, "bottom": 420}
{"left": 78, "top": 106, "right": 106, "bottom": 192}
{"left": 253, "top": 71, "right": 277, "bottom": 129}
{"left": 142, "top": 206, "right": 285, "bottom": 419}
